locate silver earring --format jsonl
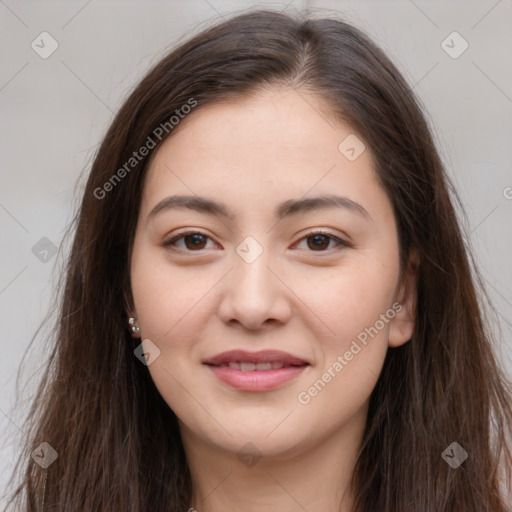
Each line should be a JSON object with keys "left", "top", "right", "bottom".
{"left": 128, "top": 317, "right": 140, "bottom": 336}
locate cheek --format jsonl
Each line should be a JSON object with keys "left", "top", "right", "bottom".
{"left": 305, "top": 257, "right": 398, "bottom": 350}
{"left": 293, "top": 267, "right": 394, "bottom": 419}
{"left": 130, "top": 244, "right": 215, "bottom": 345}
{"left": 291, "top": 260, "right": 397, "bottom": 417}
{"left": 130, "top": 249, "right": 215, "bottom": 420}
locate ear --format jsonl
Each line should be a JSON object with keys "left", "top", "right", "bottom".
{"left": 124, "top": 288, "right": 136, "bottom": 320}
{"left": 125, "top": 290, "right": 141, "bottom": 337}
{"left": 388, "top": 247, "right": 420, "bottom": 348}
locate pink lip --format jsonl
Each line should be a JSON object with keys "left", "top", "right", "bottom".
{"left": 203, "top": 350, "right": 309, "bottom": 392}
{"left": 203, "top": 349, "right": 308, "bottom": 366}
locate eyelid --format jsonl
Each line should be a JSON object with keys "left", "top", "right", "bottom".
{"left": 162, "top": 230, "right": 218, "bottom": 250}
{"left": 163, "top": 229, "right": 351, "bottom": 253}
{"left": 292, "top": 229, "right": 352, "bottom": 250}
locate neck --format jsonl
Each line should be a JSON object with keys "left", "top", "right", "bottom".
{"left": 181, "top": 403, "right": 368, "bottom": 512}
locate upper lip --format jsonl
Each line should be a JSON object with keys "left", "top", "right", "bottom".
{"left": 203, "top": 350, "right": 309, "bottom": 366}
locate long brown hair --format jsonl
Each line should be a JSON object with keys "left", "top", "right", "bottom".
{"left": 4, "top": 9, "right": 511, "bottom": 511}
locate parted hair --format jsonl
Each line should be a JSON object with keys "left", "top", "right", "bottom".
{"left": 4, "top": 9, "right": 512, "bottom": 512}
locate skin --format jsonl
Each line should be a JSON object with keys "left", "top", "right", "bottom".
{"left": 129, "top": 87, "right": 418, "bottom": 512}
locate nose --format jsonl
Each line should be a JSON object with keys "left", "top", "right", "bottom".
{"left": 217, "top": 245, "right": 292, "bottom": 331}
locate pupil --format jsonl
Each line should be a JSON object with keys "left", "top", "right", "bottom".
{"left": 308, "top": 235, "right": 329, "bottom": 250}
{"left": 183, "top": 234, "right": 330, "bottom": 251}
{"left": 186, "top": 234, "right": 206, "bottom": 249}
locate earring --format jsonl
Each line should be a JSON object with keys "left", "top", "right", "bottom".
{"left": 128, "top": 317, "right": 140, "bottom": 337}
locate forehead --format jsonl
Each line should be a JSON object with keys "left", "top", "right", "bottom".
{"left": 155, "top": 87, "right": 356, "bottom": 156}
{"left": 141, "top": 87, "right": 386, "bottom": 220}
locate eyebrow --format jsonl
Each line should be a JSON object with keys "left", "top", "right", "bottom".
{"left": 147, "top": 193, "right": 372, "bottom": 223}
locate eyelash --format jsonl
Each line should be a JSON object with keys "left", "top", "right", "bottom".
{"left": 162, "top": 230, "right": 351, "bottom": 254}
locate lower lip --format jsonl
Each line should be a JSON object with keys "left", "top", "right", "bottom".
{"left": 206, "top": 365, "right": 308, "bottom": 391}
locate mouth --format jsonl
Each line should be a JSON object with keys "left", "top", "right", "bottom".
{"left": 203, "top": 350, "right": 310, "bottom": 391}
{"left": 210, "top": 361, "right": 303, "bottom": 371}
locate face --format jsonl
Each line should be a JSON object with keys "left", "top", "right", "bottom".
{"left": 129, "top": 87, "right": 417, "bottom": 460}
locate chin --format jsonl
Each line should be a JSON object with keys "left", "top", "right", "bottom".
{"left": 182, "top": 413, "right": 316, "bottom": 461}
{"left": 223, "top": 433, "right": 305, "bottom": 461}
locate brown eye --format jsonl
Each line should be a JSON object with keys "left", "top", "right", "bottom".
{"left": 163, "top": 232, "right": 214, "bottom": 251}
{"left": 295, "top": 231, "right": 349, "bottom": 252}
{"left": 182, "top": 233, "right": 208, "bottom": 250}
{"left": 307, "top": 234, "right": 331, "bottom": 251}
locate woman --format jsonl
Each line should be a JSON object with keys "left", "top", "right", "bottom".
{"left": 5, "top": 9, "right": 512, "bottom": 512}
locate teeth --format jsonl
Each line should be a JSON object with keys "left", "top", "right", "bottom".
{"left": 224, "top": 361, "right": 287, "bottom": 371}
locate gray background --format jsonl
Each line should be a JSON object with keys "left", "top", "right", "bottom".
{"left": 1, "top": 0, "right": 511, "bottom": 502}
